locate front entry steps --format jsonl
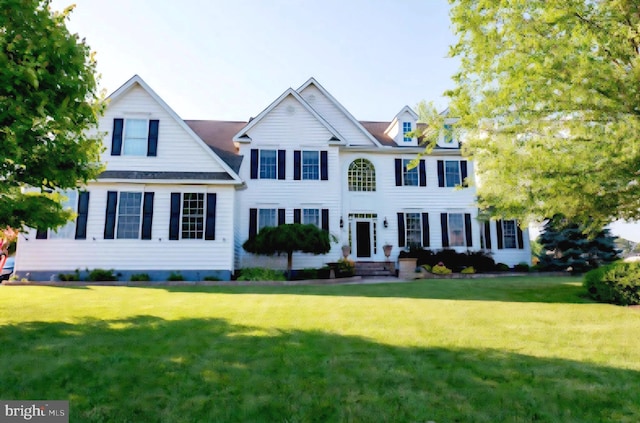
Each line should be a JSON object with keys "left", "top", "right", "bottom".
{"left": 354, "top": 261, "right": 396, "bottom": 277}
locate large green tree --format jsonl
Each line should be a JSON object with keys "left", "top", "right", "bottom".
{"left": 447, "top": 0, "right": 640, "bottom": 230}
{"left": 243, "top": 224, "right": 332, "bottom": 279}
{"left": 1, "top": 0, "right": 103, "bottom": 231}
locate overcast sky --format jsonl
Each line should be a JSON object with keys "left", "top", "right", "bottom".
{"left": 48, "top": 0, "right": 640, "bottom": 242}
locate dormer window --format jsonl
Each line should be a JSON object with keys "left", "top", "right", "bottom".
{"left": 403, "top": 122, "right": 412, "bottom": 142}
{"left": 444, "top": 124, "right": 454, "bottom": 144}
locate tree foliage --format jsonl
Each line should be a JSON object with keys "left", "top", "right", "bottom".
{"left": 242, "top": 224, "right": 332, "bottom": 278}
{"left": 538, "top": 215, "right": 620, "bottom": 272}
{"left": 448, "top": 0, "right": 640, "bottom": 229}
{"left": 1, "top": 0, "right": 104, "bottom": 231}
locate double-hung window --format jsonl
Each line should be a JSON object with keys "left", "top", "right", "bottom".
{"left": 49, "top": 190, "right": 78, "bottom": 239}
{"left": 181, "top": 193, "right": 205, "bottom": 239}
{"left": 403, "top": 122, "right": 412, "bottom": 142}
{"left": 259, "top": 150, "right": 277, "bottom": 179}
{"left": 111, "top": 118, "right": 159, "bottom": 156}
{"left": 168, "top": 192, "right": 217, "bottom": 240}
{"left": 258, "top": 208, "right": 277, "bottom": 231}
{"left": 402, "top": 159, "right": 419, "bottom": 186}
{"left": 497, "top": 219, "right": 524, "bottom": 249}
{"left": 116, "top": 192, "right": 143, "bottom": 239}
{"left": 440, "top": 212, "right": 472, "bottom": 247}
{"left": 302, "top": 208, "right": 320, "bottom": 227}
{"left": 397, "top": 212, "right": 430, "bottom": 248}
{"left": 302, "top": 151, "right": 320, "bottom": 180}
{"left": 437, "top": 160, "right": 468, "bottom": 188}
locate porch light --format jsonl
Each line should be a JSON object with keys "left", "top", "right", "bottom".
{"left": 384, "top": 217, "right": 388, "bottom": 228}
{"left": 340, "top": 217, "right": 344, "bottom": 228}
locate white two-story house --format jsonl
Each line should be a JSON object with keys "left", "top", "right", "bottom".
{"left": 15, "top": 75, "right": 530, "bottom": 281}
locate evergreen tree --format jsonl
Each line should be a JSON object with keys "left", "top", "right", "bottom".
{"left": 538, "top": 216, "right": 620, "bottom": 272}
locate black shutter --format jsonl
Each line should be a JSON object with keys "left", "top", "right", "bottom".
{"left": 440, "top": 213, "right": 449, "bottom": 247}
{"left": 278, "top": 209, "right": 286, "bottom": 225}
{"left": 111, "top": 119, "right": 123, "bottom": 156}
{"left": 278, "top": 149, "right": 286, "bottom": 180}
{"left": 496, "top": 220, "right": 504, "bottom": 249}
{"left": 460, "top": 160, "right": 468, "bottom": 187}
{"left": 395, "top": 159, "right": 402, "bottom": 186}
{"left": 35, "top": 229, "right": 48, "bottom": 239}
{"left": 294, "top": 209, "right": 301, "bottom": 224}
{"left": 169, "top": 193, "right": 181, "bottom": 240}
{"left": 294, "top": 150, "right": 301, "bottom": 180}
{"left": 322, "top": 209, "right": 329, "bottom": 231}
{"left": 320, "top": 151, "right": 328, "bottom": 180}
{"left": 205, "top": 193, "right": 216, "bottom": 240}
{"left": 250, "top": 149, "right": 259, "bottom": 179}
{"left": 104, "top": 191, "right": 118, "bottom": 239}
{"left": 141, "top": 192, "right": 154, "bottom": 240}
{"left": 147, "top": 120, "right": 159, "bottom": 157}
{"left": 437, "top": 160, "right": 445, "bottom": 187}
{"left": 419, "top": 160, "right": 427, "bottom": 186}
{"left": 249, "top": 208, "right": 258, "bottom": 238}
{"left": 483, "top": 221, "right": 492, "bottom": 249}
{"left": 397, "top": 213, "right": 405, "bottom": 247}
{"left": 421, "top": 213, "right": 430, "bottom": 247}
{"left": 464, "top": 213, "right": 473, "bottom": 247}
{"left": 516, "top": 221, "right": 525, "bottom": 249}
{"left": 75, "top": 191, "right": 90, "bottom": 240}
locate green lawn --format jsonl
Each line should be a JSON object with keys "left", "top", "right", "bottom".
{"left": 1, "top": 276, "right": 639, "bottom": 422}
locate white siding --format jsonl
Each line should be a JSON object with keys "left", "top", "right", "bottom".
{"left": 101, "top": 85, "right": 227, "bottom": 173}
{"left": 235, "top": 96, "right": 343, "bottom": 269}
{"left": 16, "top": 183, "right": 236, "bottom": 278}
{"left": 299, "top": 85, "right": 376, "bottom": 146}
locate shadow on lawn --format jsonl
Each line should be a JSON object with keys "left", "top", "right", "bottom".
{"left": 1, "top": 315, "right": 637, "bottom": 422}
{"left": 140, "top": 276, "right": 593, "bottom": 304}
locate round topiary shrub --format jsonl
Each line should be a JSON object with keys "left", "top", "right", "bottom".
{"left": 583, "top": 262, "right": 640, "bottom": 305}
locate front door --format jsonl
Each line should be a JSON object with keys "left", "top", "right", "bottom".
{"left": 356, "top": 221, "right": 371, "bottom": 258}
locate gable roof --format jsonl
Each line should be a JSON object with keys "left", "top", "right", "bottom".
{"left": 232, "top": 88, "right": 345, "bottom": 144}
{"left": 107, "top": 75, "right": 243, "bottom": 184}
{"left": 297, "top": 78, "right": 383, "bottom": 147}
{"left": 362, "top": 121, "right": 430, "bottom": 148}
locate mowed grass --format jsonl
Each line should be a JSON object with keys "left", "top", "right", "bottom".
{"left": 1, "top": 276, "right": 640, "bottom": 422}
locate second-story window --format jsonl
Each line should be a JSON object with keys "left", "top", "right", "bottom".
{"left": 348, "top": 158, "right": 376, "bottom": 191}
{"left": 302, "top": 151, "right": 319, "bottom": 180}
{"left": 437, "top": 160, "right": 468, "bottom": 188}
{"left": 259, "top": 150, "right": 277, "bottom": 179}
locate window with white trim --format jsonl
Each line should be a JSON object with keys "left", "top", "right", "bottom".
{"left": 117, "top": 192, "right": 142, "bottom": 239}
{"left": 444, "top": 161, "right": 461, "bottom": 187}
{"left": 348, "top": 158, "right": 376, "bottom": 191}
{"left": 403, "top": 122, "right": 412, "bottom": 142}
{"left": 403, "top": 159, "right": 419, "bottom": 186}
{"left": 49, "top": 190, "right": 78, "bottom": 239}
{"left": 258, "top": 208, "right": 277, "bottom": 232}
{"left": 448, "top": 213, "right": 465, "bottom": 247}
{"left": 123, "top": 119, "right": 148, "bottom": 156}
{"left": 259, "top": 150, "right": 277, "bottom": 179}
{"left": 302, "top": 208, "right": 320, "bottom": 227}
{"left": 181, "top": 193, "right": 204, "bottom": 239}
{"left": 302, "top": 151, "right": 320, "bottom": 180}
{"left": 501, "top": 220, "right": 518, "bottom": 249}
{"left": 405, "top": 212, "right": 422, "bottom": 246}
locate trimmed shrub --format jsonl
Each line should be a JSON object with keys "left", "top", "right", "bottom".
{"left": 87, "top": 268, "right": 117, "bottom": 282}
{"left": 203, "top": 276, "right": 221, "bottom": 281}
{"left": 237, "top": 268, "right": 286, "bottom": 281}
{"left": 58, "top": 271, "right": 80, "bottom": 281}
{"left": 431, "top": 263, "right": 452, "bottom": 275}
{"left": 168, "top": 272, "right": 184, "bottom": 281}
{"left": 514, "top": 263, "right": 530, "bottom": 272}
{"left": 399, "top": 248, "right": 496, "bottom": 272}
{"left": 461, "top": 266, "right": 476, "bottom": 274}
{"left": 496, "top": 263, "right": 510, "bottom": 272}
{"left": 130, "top": 273, "right": 151, "bottom": 282}
{"left": 583, "top": 262, "right": 640, "bottom": 305}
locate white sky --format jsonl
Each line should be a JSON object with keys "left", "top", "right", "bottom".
{"left": 49, "top": 0, "right": 640, "bottom": 243}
